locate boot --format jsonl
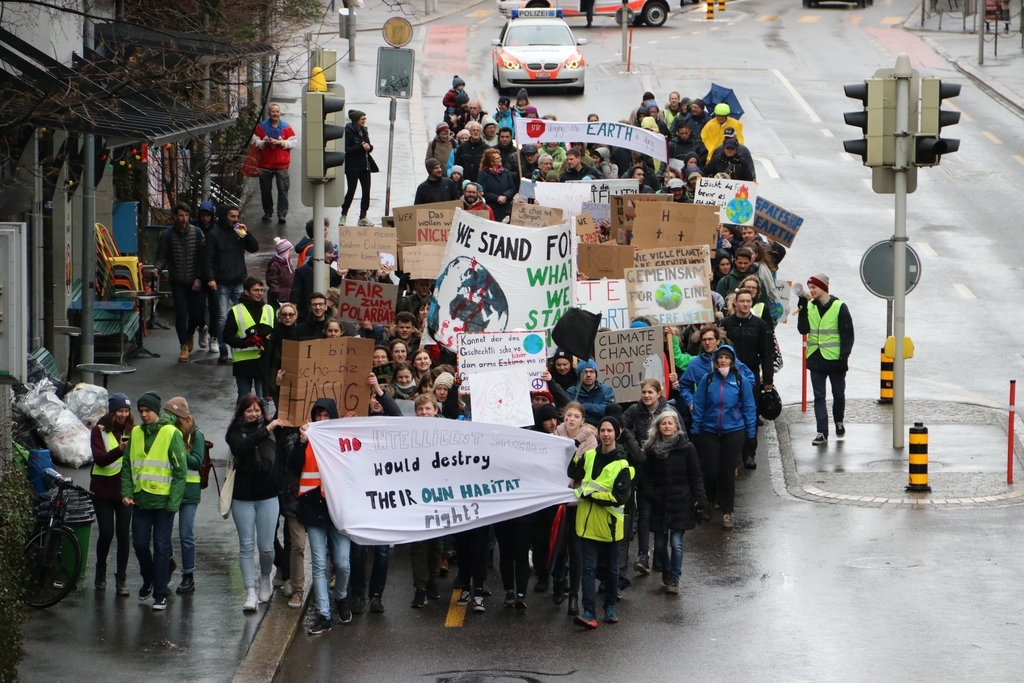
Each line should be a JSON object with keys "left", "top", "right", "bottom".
{"left": 176, "top": 573, "right": 195, "bottom": 594}
{"left": 115, "top": 575, "right": 130, "bottom": 597}
{"left": 567, "top": 594, "right": 580, "bottom": 616}
{"left": 94, "top": 568, "right": 106, "bottom": 590}
{"left": 178, "top": 345, "right": 190, "bottom": 362}
{"left": 552, "top": 580, "right": 566, "bottom": 605}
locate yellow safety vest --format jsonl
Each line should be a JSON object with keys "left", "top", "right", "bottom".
{"left": 751, "top": 302, "right": 765, "bottom": 320}
{"left": 92, "top": 430, "right": 123, "bottom": 477}
{"left": 185, "top": 431, "right": 201, "bottom": 485}
{"left": 129, "top": 425, "right": 177, "bottom": 496}
{"left": 231, "top": 303, "right": 274, "bottom": 362}
{"left": 575, "top": 449, "right": 634, "bottom": 543}
{"left": 806, "top": 297, "right": 843, "bottom": 361}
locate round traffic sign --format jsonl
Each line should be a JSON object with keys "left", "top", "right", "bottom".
{"left": 382, "top": 17, "right": 413, "bottom": 47}
{"left": 859, "top": 240, "right": 922, "bottom": 299}
{"left": 615, "top": 7, "right": 635, "bottom": 24}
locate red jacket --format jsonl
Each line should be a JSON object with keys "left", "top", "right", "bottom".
{"left": 464, "top": 199, "right": 494, "bottom": 221}
{"left": 252, "top": 119, "right": 297, "bottom": 170}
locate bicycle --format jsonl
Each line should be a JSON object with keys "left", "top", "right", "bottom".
{"left": 22, "top": 468, "right": 94, "bottom": 609}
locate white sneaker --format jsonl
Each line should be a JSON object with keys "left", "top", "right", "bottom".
{"left": 198, "top": 326, "right": 209, "bottom": 350}
{"left": 243, "top": 588, "right": 258, "bottom": 612}
{"left": 258, "top": 574, "right": 273, "bottom": 603}
{"left": 282, "top": 579, "right": 294, "bottom": 598}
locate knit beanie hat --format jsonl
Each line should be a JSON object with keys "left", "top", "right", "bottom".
{"left": 450, "top": 165, "right": 464, "bottom": 176}
{"left": 434, "top": 372, "right": 455, "bottom": 390}
{"left": 516, "top": 88, "right": 529, "bottom": 101}
{"left": 137, "top": 391, "right": 162, "bottom": 413}
{"left": 807, "top": 273, "right": 829, "bottom": 292}
{"left": 452, "top": 75, "right": 466, "bottom": 88}
{"left": 535, "top": 403, "right": 559, "bottom": 424}
{"left": 577, "top": 359, "right": 598, "bottom": 375}
{"left": 599, "top": 415, "right": 622, "bottom": 440}
{"left": 426, "top": 157, "right": 442, "bottom": 172}
{"left": 531, "top": 389, "right": 554, "bottom": 404}
{"left": 274, "top": 237, "right": 293, "bottom": 257}
{"left": 108, "top": 393, "right": 130, "bottom": 412}
{"left": 163, "top": 396, "right": 191, "bottom": 419}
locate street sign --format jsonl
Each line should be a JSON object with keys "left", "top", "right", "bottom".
{"left": 859, "top": 240, "right": 921, "bottom": 299}
{"left": 615, "top": 7, "right": 635, "bottom": 24}
{"left": 382, "top": 17, "right": 413, "bottom": 48}
{"left": 376, "top": 47, "right": 414, "bottom": 99}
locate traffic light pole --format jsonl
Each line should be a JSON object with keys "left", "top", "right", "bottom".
{"left": 891, "top": 54, "right": 912, "bottom": 449}
{"left": 312, "top": 182, "right": 326, "bottom": 291}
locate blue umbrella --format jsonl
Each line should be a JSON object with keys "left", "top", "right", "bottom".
{"left": 703, "top": 83, "right": 745, "bottom": 119}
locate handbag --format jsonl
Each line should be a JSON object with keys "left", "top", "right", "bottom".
{"left": 368, "top": 153, "right": 380, "bottom": 173}
{"left": 240, "top": 146, "right": 260, "bottom": 178}
{"left": 199, "top": 439, "right": 214, "bottom": 489}
{"left": 217, "top": 455, "right": 235, "bottom": 519}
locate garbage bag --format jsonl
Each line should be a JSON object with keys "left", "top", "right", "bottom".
{"left": 65, "top": 383, "right": 109, "bottom": 428}
{"left": 15, "top": 381, "right": 93, "bottom": 468}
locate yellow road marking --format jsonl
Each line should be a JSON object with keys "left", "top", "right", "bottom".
{"left": 983, "top": 131, "right": 1002, "bottom": 144}
{"left": 758, "top": 14, "right": 779, "bottom": 21}
{"left": 466, "top": 9, "right": 493, "bottom": 17}
{"left": 844, "top": 15, "right": 863, "bottom": 24}
{"left": 444, "top": 589, "right": 466, "bottom": 627}
{"left": 881, "top": 16, "right": 903, "bottom": 24}
{"left": 1014, "top": 154, "right": 1024, "bottom": 166}
{"left": 799, "top": 15, "right": 821, "bottom": 22}
{"left": 945, "top": 101, "right": 973, "bottom": 122}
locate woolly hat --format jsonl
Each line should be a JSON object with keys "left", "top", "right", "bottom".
{"left": 807, "top": 273, "right": 829, "bottom": 292}
{"left": 426, "top": 157, "right": 442, "bottom": 172}
{"left": 163, "top": 396, "right": 191, "bottom": 419}
{"left": 450, "top": 165, "right": 464, "bottom": 176}
{"left": 108, "top": 392, "right": 130, "bottom": 412}
{"left": 452, "top": 75, "right": 466, "bottom": 88}
{"left": 714, "top": 103, "right": 731, "bottom": 116}
{"left": 516, "top": 88, "right": 529, "bottom": 101}
{"left": 535, "top": 403, "right": 559, "bottom": 424}
{"left": 274, "top": 237, "right": 293, "bottom": 256}
{"left": 551, "top": 348, "right": 572, "bottom": 363}
{"left": 436, "top": 122, "right": 450, "bottom": 133}
{"left": 531, "top": 389, "right": 554, "bottom": 404}
{"left": 599, "top": 415, "right": 622, "bottom": 440}
{"left": 456, "top": 92, "right": 470, "bottom": 105}
{"left": 348, "top": 109, "right": 366, "bottom": 123}
{"left": 577, "top": 359, "right": 598, "bottom": 375}
{"left": 691, "top": 98, "right": 706, "bottom": 110}
{"left": 644, "top": 100, "right": 659, "bottom": 111}
{"left": 686, "top": 169, "right": 704, "bottom": 180}
{"left": 723, "top": 126, "right": 737, "bottom": 137}
{"left": 137, "top": 391, "right": 162, "bottom": 413}
{"left": 498, "top": 96, "right": 511, "bottom": 106}
{"left": 545, "top": 170, "right": 561, "bottom": 182}
{"left": 630, "top": 319, "right": 651, "bottom": 328}
{"left": 434, "top": 372, "right": 455, "bottom": 390}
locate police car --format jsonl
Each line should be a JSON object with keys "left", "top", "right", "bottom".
{"left": 491, "top": 9, "right": 587, "bottom": 95}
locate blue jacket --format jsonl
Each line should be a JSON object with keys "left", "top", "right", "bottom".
{"left": 568, "top": 381, "right": 616, "bottom": 427}
{"left": 690, "top": 366, "right": 757, "bottom": 439}
{"left": 494, "top": 108, "right": 517, "bottom": 138}
{"left": 680, "top": 350, "right": 755, "bottom": 410}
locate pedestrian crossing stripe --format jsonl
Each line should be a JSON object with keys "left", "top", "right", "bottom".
{"left": 466, "top": 9, "right": 493, "bottom": 16}
{"left": 799, "top": 15, "right": 821, "bottom": 22}
{"left": 880, "top": 16, "right": 904, "bottom": 24}
{"left": 758, "top": 14, "right": 780, "bottom": 21}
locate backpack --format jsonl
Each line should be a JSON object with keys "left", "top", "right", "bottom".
{"left": 200, "top": 439, "right": 214, "bottom": 489}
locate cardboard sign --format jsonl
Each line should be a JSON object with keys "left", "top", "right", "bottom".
{"left": 414, "top": 208, "right": 454, "bottom": 245}
{"left": 575, "top": 213, "right": 600, "bottom": 244}
{"left": 564, "top": 179, "right": 639, "bottom": 204}
{"left": 574, "top": 278, "right": 630, "bottom": 330}
{"left": 610, "top": 194, "right": 673, "bottom": 239}
{"left": 581, "top": 201, "right": 610, "bottom": 224}
{"left": 533, "top": 182, "right": 594, "bottom": 218}
{"left": 511, "top": 204, "right": 564, "bottom": 227}
{"left": 394, "top": 200, "right": 461, "bottom": 244}
{"left": 594, "top": 326, "right": 666, "bottom": 402}
{"left": 336, "top": 226, "right": 396, "bottom": 270}
{"left": 578, "top": 243, "right": 634, "bottom": 280}
{"left": 753, "top": 196, "right": 803, "bottom": 248}
{"left": 693, "top": 177, "right": 758, "bottom": 227}
{"left": 456, "top": 331, "right": 549, "bottom": 394}
{"left": 630, "top": 203, "right": 719, "bottom": 250}
{"left": 624, "top": 264, "right": 716, "bottom": 326}
{"left": 634, "top": 244, "right": 711, "bottom": 269}
{"left": 400, "top": 245, "right": 446, "bottom": 280}
{"left": 336, "top": 279, "right": 399, "bottom": 326}
{"left": 278, "top": 337, "right": 375, "bottom": 426}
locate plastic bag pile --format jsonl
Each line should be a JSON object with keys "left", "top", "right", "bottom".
{"left": 15, "top": 380, "right": 95, "bottom": 468}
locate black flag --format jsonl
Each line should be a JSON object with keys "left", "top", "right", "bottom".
{"left": 551, "top": 308, "right": 602, "bottom": 361}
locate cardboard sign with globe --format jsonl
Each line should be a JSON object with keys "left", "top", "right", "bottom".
{"left": 428, "top": 209, "right": 575, "bottom": 349}
{"left": 693, "top": 177, "right": 758, "bottom": 227}
{"left": 623, "top": 263, "right": 716, "bottom": 326}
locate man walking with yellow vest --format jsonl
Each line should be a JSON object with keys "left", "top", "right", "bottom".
{"left": 797, "top": 274, "right": 855, "bottom": 447}
{"left": 223, "top": 277, "right": 275, "bottom": 411}
{"left": 121, "top": 391, "right": 187, "bottom": 610}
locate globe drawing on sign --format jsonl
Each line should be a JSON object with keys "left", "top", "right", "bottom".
{"left": 523, "top": 334, "right": 545, "bottom": 355}
{"left": 486, "top": 382, "right": 519, "bottom": 417}
{"left": 725, "top": 184, "right": 754, "bottom": 225}
{"left": 654, "top": 283, "right": 683, "bottom": 311}
{"left": 428, "top": 256, "right": 509, "bottom": 348}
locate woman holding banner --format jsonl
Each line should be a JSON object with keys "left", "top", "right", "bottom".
{"left": 551, "top": 402, "right": 596, "bottom": 616}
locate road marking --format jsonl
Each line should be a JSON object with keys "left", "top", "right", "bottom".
{"left": 758, "top": 14, "right": 779, "bottom": 21}
{"left": 844, "top": 15, "right": 863, "bottom": 24}
{"left": 755, "top": 156, "right": 780, "bottom": 178}
{"left": 880, "top": 16, "right": 904, "bottom": 24}
{"left": 772, "top": 69, "right": 822, "bottom": 122}
{"left": 642, "top": 74, "right": 653, "bottom": 95}
{"left": 983, "top": 131, "right": 1002, "bottom": 144}
{"left": 444, "top": 589, "right": 466, "bottom": 627}
{"left": 953, "top": 283, "right": 976, "bottom": 299}
{"left": 466, "top": 9, "right": 493, "bottom": 16}
{"left": 862, "top": 178, "right": 873, "bottom": 188}
{"left": 821, "top": 128, "right": 834, "bottom": 137}
{"left": 1014, "top": 154, "right": 1024, "bottom": 166}
{"left": 946, "top": 101, "right": 972, "bottom": 122}
{"left": 917, "top": 241, "right": 937, "bottom": 256}
{"left": 799, "top": 15, "right": 821, "bottom": 22}
{"left": 648, "top": 40, "right": 659, "bottom": 44}
{"left": 839, "top": 151, "right": 854, "bottom": 161}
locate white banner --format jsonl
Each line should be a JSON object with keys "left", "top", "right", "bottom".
{"left": 307, "top": 418, "right": 578, "bottom": 545}
{"left": 456, "top": 331, "right": 550, "bottom": 394}
{"left": 533, "top": 182, "right": 594, "bottom": 219}
{"left": 575, "top": 278, "right": 630, "bottom": 330}
{"left": 428, "top": 209, "right": 574, "bottom": 349}
{"left": 515, "top": 119, "right": 668, "bottom": 162}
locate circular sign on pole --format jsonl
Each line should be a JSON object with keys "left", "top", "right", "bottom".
{"left": 382, "top": 17, "right": 413, "bottom": 47}
{"left": 615, "top": 7, "right": 635, "bottom": 24}
{"left": 859, "top": 240, "right": 922, "bottom": 299}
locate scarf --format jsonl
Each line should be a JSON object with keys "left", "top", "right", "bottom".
{"left": 651, "top": 433, "right": 682, "bottom": 459}
{"left": 485, "top": 166, "right": 505, "bottom": 176}
{"left": 274, "top": 253, "right": 294, "bottom": 273}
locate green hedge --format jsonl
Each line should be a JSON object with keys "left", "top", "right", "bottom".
{"left": 0, "top": 467, "right": 33, "bottom": 683}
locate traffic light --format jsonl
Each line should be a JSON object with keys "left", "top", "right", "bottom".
{"left": 914, "top": 78, "right": 960, "bottom": 167}
{"left": 304, "top": 85, "right": 346, "bottom": 181}
{"left": 842, "top": 78, "right": 895, "bottom": 167}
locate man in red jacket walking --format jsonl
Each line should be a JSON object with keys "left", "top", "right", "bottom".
{"left": 252, "top": 104, "right": 297, "bottom": 225}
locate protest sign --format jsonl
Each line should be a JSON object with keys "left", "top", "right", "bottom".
{"left": 394, "top": 200, "right": 461, "bottom": 244}
{"left": 336, "top": 279, "right": 399, "bottom": 326}
{"left": 428, "top": 209, "right": 575, "bottom": 349}
{"left": 634, "top": 244, "right": 710, "bottom": 269}
{"left": 581, "top": 201, "right": 610, "bottom": 224}
{"left": 610, "top": 194, "right": 673, "bottom": 240}
{"left": 518, "top": 178, "right": 536, "bottom": 200}
{"left": 533, "top": 182, "right": 594, "bottom": 218}
{"left": 565, "top": 179, "right": 639, "bottom": 204}
{"left": 578, "top": 243, "right": 634, "bottom": 280}
{"left": 775, "top": 280, "right": 793, "bottom": 324}
{"left": 515, "top": 119, "right": 668, "bottom": 162}
{"left": 575, "top": 213, "right": 600, "bottom": 244}
{"left": 469, "top": 369, "right": 535, "bottom": 428}
{"left": 511, "top": 203, "right": 564, "bottom": 227}
{"left": 278, "top": 337, "right": 375, "bottom": 426}
{"left": 400, "top": 245, "right": 446, "bottom": 280}
{"left": 594, "top": 326, "right": 666, "bottom": 402}
{"left": 414, "top": 207, "right": 454, "bottom": 245}
{"left": 336, "top": 226, "right": 396, "bottom": 270}
{"left": 624, "top": 264, "right": 715, "bottom": 326}
{"left": 693, "top": 177, "right": 758, "bottom": 227}
{"left": 306, "top": 418, "right": 577, "bottom": 545}
{"left": 374, "top": 362, "right": 394, "bottom": 385}
{"left": 754, "top": 196, "right": 803, "bottom": 248}
{"left": 630, "top": 203, "right": 719, "bottom": 250}
{"left": 575, "top": 278, "right": 630, "bottom": 330}
{"left": 456, "top": 331, "right": 549, "bottom": 394}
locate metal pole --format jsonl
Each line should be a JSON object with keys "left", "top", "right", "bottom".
{"left": 1008, "top": 379, "right": 1016, "bottom": 484}
{"left": 978, "top": 0, "right": 985, "bottom": 63}
{"left": 349, "top": 5, "right": 357, "bottom": 62}
{"left": 81, "top": 134, "right": 95, "bottom": 382}
{"left": 425, "top": 0, "right": 431, "bottom": 14}
{"left": 312, "top": 182, "right": 325, "bottom": 291}
{"left": 32, "top": 129, "right": 44, "bottom": 349}
{"left": 621, "top": 0, "right": 629, "bottom": 65}
{"left": 384, "top": 97, "right": 397, "bottom": 216}
{"left": 886, "top": 297, "right": 893, "bottom": 338}
{"left": 892, "top": 54, "right": 912, "bottom": 449}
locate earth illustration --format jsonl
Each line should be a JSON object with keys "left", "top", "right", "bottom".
{"left": 428, "top": 256, "right": 510, "bottom": 348}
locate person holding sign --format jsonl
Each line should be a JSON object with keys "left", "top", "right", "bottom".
{"left": 568, "top": 416, "right": 635, "bottom": 629}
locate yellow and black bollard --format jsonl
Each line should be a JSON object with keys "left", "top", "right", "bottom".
{"left": 906, "top": 422, "right": 931, "bottom": 492}
{"left": 718, "top": 0, "right": 725, "bottom": 11}
{"left": 878, "top": 347, "right": 893, "bottom": 404}
{"left": 706, "top": 1, "right": 714, "bottom": 19}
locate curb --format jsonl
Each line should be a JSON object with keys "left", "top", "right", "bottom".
{"left": 918, "top": 35, "right": 1024, "bottom": 116}
{"left": 231, "top": 592, "right": 310, "bottom": 683}
{"left": 355, "top": 0, "right": 490, "bottom": 33}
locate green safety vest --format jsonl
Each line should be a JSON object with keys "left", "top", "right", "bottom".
{"left": 575, "top": 449, "right": 634, "bottom": 543}
{"left": 806, "top": 297, "right": 843, "bottom": 361}
{"left": 185, "top": 432, "right": 201, "bottom": 484}
{"left": 92, "top": 430, "right": 123, "bottom": 477}
{"left": 129, "top": 425, "right": 176, "bottom": 496}
{"left": 231, "top": 303, "right": 274, "bottom": 362}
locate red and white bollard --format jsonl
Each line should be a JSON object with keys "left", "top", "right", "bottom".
{"left": 1008, "top": 379, "right": 1016, "bottom": 485}
{"left": 801, "top": 334, "right": 808, "bottom": 413}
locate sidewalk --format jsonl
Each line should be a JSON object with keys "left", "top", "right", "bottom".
{"left": 906, "top": 9, "right": 1024, "bottom": 115}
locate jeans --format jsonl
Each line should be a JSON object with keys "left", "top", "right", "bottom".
{"left": 131, "top": 507, "right": 176, "bottom": 598}
{"left": 653, "top": 529, "right": 685, "bottom": 583}
{"left": 169, "top": 283, "right": 206, "bottom": 346}
{"left": 341, "top": 170, "right": 371, "bottom": 217}
{"left": 307, "top": 524, "right": 352, "bottom": 618}
{"left": 177, "top": 502, "right": 198, "bottom": 574}
{"left": 494, "top": 518, "right": 532, "bottom": 594}
{"left": 94, "top": 498, "right": 131, "bottom": 579}
{"left": 235, "top": 375, "right": 266, "bottom": 407}
{"left": 350, "top": 543, "right": 390, "bottom": 597}
{"left": 697, "top": 430, "right": 746, "bottom": 514}
{"left": 258, "top": 168, "right": 290, "bottom": 219}
{"left": 214, "top": 282, "right": 244, "bottom": 354}
{"left": 231, "top": 497, "right": 279, "bottom": 589}
{"left": 580, "top": 537, "right": 619, "bottom": 615}
{"left": 810, "top": 369, "right": 847, "bottom": 436}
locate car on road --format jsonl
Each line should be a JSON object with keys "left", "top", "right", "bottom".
{"left": 491, "top": 10, "right": 587, "bottom": 94}
{"left": 497, "top": 0, "right": 674, "bottom": 28}
{"left": 802, "top": 0, "right": 872, "bottom": 7}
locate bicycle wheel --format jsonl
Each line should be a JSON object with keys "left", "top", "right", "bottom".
{"left": 23, "top": 526, "right": 82, "bottom": 609}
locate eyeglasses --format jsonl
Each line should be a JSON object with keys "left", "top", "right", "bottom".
{"left": 280, "top": 311, "right": 296, "bottom": 318}
{"left": 701, "top": 337, "right": 717, "bottom": 344}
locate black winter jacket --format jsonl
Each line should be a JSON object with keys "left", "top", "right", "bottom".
{"left": 640, "top": 435, "right": 707, "bottom": 532}
{"left": 207, "top": 224, "right": 259, "bottom": 285}
{"left": 226, "top": 418, "right": 278, "bottom": 502}
{"left": 155, "top": 225, "right": 211, "bottom": 284}
{"left": 478, "top": 167, "right": 517, "bottom": 222}
{"left": 454, "top": 139, "right": 490, "bottom": 183}
{"left": 414, "top": 176, "right": 460, "bottom": 205}
{"left": 722, "top": 313, "right": 774, "bottom": 385}
{"left": 344, "top": 122, "right": 374, "bottom": 174}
